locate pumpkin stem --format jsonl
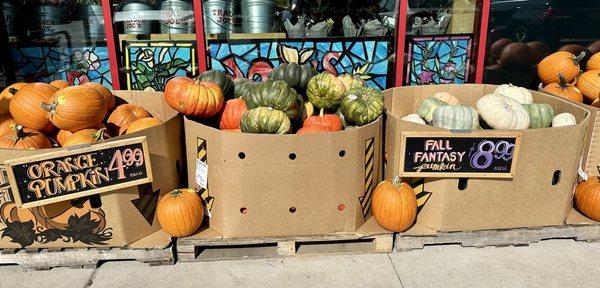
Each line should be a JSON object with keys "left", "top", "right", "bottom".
{"left": 170, "top": 189, "right": 184, "bottom": 197}
{"left": 8, "top": 88, "right": 18, "bottom": 95}
{"left": 319, "top": 108, "right": 324, "bottom": 118}
{"left": 11, "top": 125, "right": 25, "bottom": 143}
{"left": 574, "top": 51, "right": 587, "bottom": 64}
{"left": 557, "top": 73, "right": 568, "bottom": 88}
{"left": 40, "top": 102, "right": 56, "bottom": 113}
{"left": 93, "top": 128, "right": 107, "bottom": 142}
{"left": 391, "top": 175, "right": 402, "bottom": 187}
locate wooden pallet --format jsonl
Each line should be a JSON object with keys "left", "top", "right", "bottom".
{"left": 0, "top": 231, "right": 174, "bottom": 270}
{"left": 395, "top": 210, "right": 600, "bottom": 251}
{"left": 177, "top": 218, "right": 393, "bottom": 262}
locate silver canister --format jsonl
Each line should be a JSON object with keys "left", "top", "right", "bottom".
{"left": 33, "top": 5, "right": 64, "bottom": 38}
{"left": 1, "top": 0, "right": 17, "bottom": 39}
{"left": 80, "top": 5, "right": 105, "bottom": 40}
{"left": 202, "top": 0, "right": 235, "bottom": 34}
{"left": 241, "top": 0, "right": 273, "bottom": 33}
{"left": 160, "top": 0, "right": 194, "bottom": 34}
{"left": 122, "top": 2, "right": 155, "bottom": 35}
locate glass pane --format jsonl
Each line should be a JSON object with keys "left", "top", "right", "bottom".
{"left": 406, "top": 0, "right": 476, "bottom": 36}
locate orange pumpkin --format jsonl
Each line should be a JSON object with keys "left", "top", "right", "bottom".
{"left": 576, "top": 70, "right": 600, "bottom": 102}
{"left": 223, "top": 128, "right": 241, "bottom": 132}
{"left": 297, "top": 124, "right": 331, "bottom": 134}
{"left": 538, "top": 51, "right": 585, "bottom": 85}
{"left": 0, "top": 125, "right": 52, "bottom": 149}
{"left": 49, "top": 79, "right": 68, "bottom": 89}
{"left": 0, "top": 82, "right": 26, "bottom": 114}
{"left": 587, "top": 53, "right": 600, "bottom": 71}
{"left": 303, "top": 109, "right": 343, "bottom": 131}
{"left": 371, "top": 176, "right": 417, "bottom": 232}
{"left": 126, "top": 117, "right": 161, "bottom": 134}
{"left": 543, "top": 74, "right": 583, "bottom": 103}
{"left": 164, "top": 77, "right": 224, "bottom": 118}
{"left": 0, "top": 114, "right": 16, "bottom": 136}
{"left": 62, "top": 128, "right": 110, "bottom": 147}
{"left": 219, "top": 98, "right": 247, "bottom": 130}
{"left": 107, "top": 104, "right": 152, "bottom": 135}
{"left": 157, "top": 188, "right": 204, "bottom": 237}
{"left": 9, "top": 82, "right": 57, "bottom": 133}
{"left": 43, "top": 86, "right": 107, "bottom": 132}
{"left": 56, "top": 123, "right": 105, "bottom": 146}
{"left": 83, "top": 82, "right": 115, "bottom": 111}
{"left": 575, "top": 177, "right": 600, "bottom": 221}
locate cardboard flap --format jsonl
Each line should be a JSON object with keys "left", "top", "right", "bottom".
{"left": 5, "top": 137, "right": 153, "bottom": 209}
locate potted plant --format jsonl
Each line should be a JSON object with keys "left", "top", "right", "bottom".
{"left": 76, "top": 0, "right": 104, "bottom": 40}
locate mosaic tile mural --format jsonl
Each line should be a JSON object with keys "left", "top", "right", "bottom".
{"left": 124, "top": 41, "right": 197, "bottom": 91}
{"left": 208, "top": 38, "right": 394, "bottom": 90}
{"left": 10, "top": 46, "right": 112, "bottom": 88}
{"left": 405, "top": 35, "right": 473, "bottom": 86}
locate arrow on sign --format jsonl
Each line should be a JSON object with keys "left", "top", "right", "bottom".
{"left": 131, "top": 183, "right": 160, "bottom": 225}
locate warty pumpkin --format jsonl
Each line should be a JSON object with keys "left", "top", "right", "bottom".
{"left": 245, "top": 80, "right": 303, "bottom": 120}
{"left": 587, "top": 53, "right": 600, "bottom": 71}
{"left": 240, "top": 107, "right": 291, "bottom": 134}
{"left": 164, "top": 77, "right": 224, "bottom": 118}
{"left": 0, "top": 125, "right": 52, "bottom": 149}
{"left": 538, "top": 51, "right": 585, "bottom": 84}
{"left": 552, "top": 113, "right": 577, "bottom": 127}
{"left": 522, "top": 103, "right": 554, "bottom": 129}
{"left": 126, "top": 117, "right": 162, "bottom": 134}
{"left": 107, "top": 104, "right": 152, "bottom": 135}
{"left": 576, "top": 70, "right": 600, "bottom": 102}
{"left": 306, "top": 73, "right": 346, "bottom": 110}
{"left": 49, "top": 79, "right": 68, "bottom": 89}
{"left": 196, "top": 70, "right": 234, "bottom": 99}
{"left": 62, "top": 128, "right": 110, "bottom": 147}
{"left": 303, "top": 109, "right": 342, "bottom": 131}
{"left": 0, "top": 82, "right": 26, "bottom": 114}
{"left": 432, "top": 105, "right": 479, "bottom": 130}
{"left": 83, "top": 82, "right": 115, "bottom": 111}
{"left": 543, "top": 74, "right": 583, "bottom": 103}
{"left": 476, "top": 93, "right": 530, "bottom": 130}
{"left": 417, "top": 97, "right": 446, "bottom": 122}
{"left": 297, "top": 123, "right": 331, "bottom": 134}
{"left": 269, "top": 63, "right": 317, "bottom": 91}
{"left": 371, "top": 176, "right": 417, "bottom": 232}
{"left": 494, "top": 83, "right": 533, "bottom": 104}
{"left": 157, "top": 188, "right": 204, "bottom": 238}
{"left": 340, "top": 86, "right": 384, "bottom": 126}
{"left": 42, "top": 85, "right": 107, "bottom": 132}
{"left": 9, "top": 82, "right": 57, "bottom": 133}
{"left": 575, "top": 177, "right": 600, "bottom": 221}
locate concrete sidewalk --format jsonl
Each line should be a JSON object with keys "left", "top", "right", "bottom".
{"left": 3, "top": 239, "right": 600, "bottom": 288}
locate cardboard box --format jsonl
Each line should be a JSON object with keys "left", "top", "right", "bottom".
{"left": 184, "top": 116, "right": 383, "bottom": 238}
{"left": 385, "top": 84, "right": 591, "bottom": 232}
{"left": 0, "top": 91, "right": 184, "bottom": 248}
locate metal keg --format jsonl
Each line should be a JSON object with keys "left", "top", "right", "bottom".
{"left": 160, "top": 0, "right": 194, "bottom": 34}
{"left": 33, "top": 5, "right": 64, "bottom": 38}
{"left": 80, "top": 5, "right": 105, "bottom": 40}
{"left": 121, "top": 1, "right": 154, "bottom": 35}
{"left": 241, "top": 0, "right": 273, "bottom": 33}
{"left": 203, "top": 0, "right": 235, "bottom": 34}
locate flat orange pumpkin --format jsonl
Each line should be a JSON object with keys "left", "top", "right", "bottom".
{"left": 164, "top": 77, "right": 224, "bottom": 118}
{"left": 126, "top": 117, "right": 161, "bottom": 134}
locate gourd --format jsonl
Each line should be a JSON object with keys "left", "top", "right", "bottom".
{"left": 0, "top": 82, "right": 26, "bottom": 114}
{"left": 494, "top": 84, "right": 533, "bottom": 104}
{"left": 576, "top": 70, "right": 600, "bottom": 102}
{"left": 476, "top": 93, "right": 530, "bottom": 130}
{"left": 297, "top": 124, "right": 331, "bottom": 134}
{"left": 126, "top": 117, "right": 161, "bottom": 134}
{"left": 0, "top": 125, "right": 52, "bottom": 149}
{"left": 543, "top": 74, "right": 583, "bottom": 103}
{"left": 433, "top": 92, "right": 459, "bottom": 105}
{"left": 552, "top": 113, "right": 577, "bottom": 127}
{"left": 42, "top": 86, "right": 107, "bottom": 132}
{"left": 157, "top": 188, "right": 204, "bottom": 238}
{"left": 432, "top": 105, "right": 479, "bottom": 130}
{"left": 337, "top": 74, "right": 365, "bottom": 91}
{"left": 240, "top": 107, "right": 291, "bottom": 134}
{"left": 306, "top": 73, "right": 346, "bottom": 110}
{"left": 196, "top": 70, "right": 234, "bottom": 99}
{"left": 499, "top": 42, "right": 534, "bottom": 72}
{"left": 575, "top": 177, "right": 600, "bottom": 221}
{"left": 303, "top": 109, "right": 343, "bottom": 131}
{"left": 9, "top": 82, "right": 57, "bottom": 133}
{"left": 107, "top": 104, "right": 152, "bottom": 135}
{"left": 371, "top": 176, "right": 417, "bottom": 232}
{"left": 49, "top": 80, "right": 68, "bottom": 89}
{"left": 233, "top": 78, "right": 256, "bottom": 99}
{"left": 340, "top": 86, "right": 384, "bottom": 126}
{"left": 245, "top": 80, "right": 303, "bottom": 120}
{"left": 163, "top": 76, "right": 224, "bottom": 118}
{"left": 522, "top": 103, "right": 554, "bottom": 129}
{"left": 62, "top": 128, "right": 110, "bottom": 147}
{"left": 586, "top": 53, "right": 600, "bottom": 71}
{"left": 401, "top": 114, "right": 426, "bottom": 125}
{"left": 83, "top": 82, "right": 115, "bottom": 111}
{"left": 219, "top": 98, "right": 248, "bottom": 130}
{"left": 417, "top": 97, "right": 446, "bottom": 122}
{"left": 538, "top": 51, "right": 585, "bottom": 84}
{"left": 269, "top": 63, "right": 316, "bottom": 91}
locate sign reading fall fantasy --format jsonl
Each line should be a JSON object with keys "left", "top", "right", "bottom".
{"left": 399, "top": 132, "right": 521, "bottom": 178}
{"left": 5, "top": 137, "right": 152, "bottom": 208}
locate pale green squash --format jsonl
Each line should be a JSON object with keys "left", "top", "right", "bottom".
{"left": 432, "top": 105, "right": 479, "bottom": 130}
{"left": 417, "top": 97, "right": 447, "bottom": 122}
{"left": 522, "top": 103, "right": 555, "bottom": 128}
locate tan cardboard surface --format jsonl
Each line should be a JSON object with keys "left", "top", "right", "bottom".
{"left": 185, "top": 117, "right": 383, "bottom": 238}
{"left": 385, "top": 84, "right": 590, "bottom": 232}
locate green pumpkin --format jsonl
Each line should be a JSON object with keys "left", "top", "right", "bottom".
{"left": 269, "top": 63, "right": 317, "bottom": 91}
{"left": 522, "top": 103, "right": 554, "bottom": 128}
{"left": 240, "top": 107, "right": 291, "bottom": 134}
{"left": 418, "top": 97, "right": 447, "bottom": 123}
{"left": 233, "top": 78, "right": 256, "bottom": 99}
{"left": 196, "top": 70, "right": 234, "bottom": 99}
{"left": 432, "top": 105, "right": 479, "bottom": 130}
{"left": 337, "top": 74, "right": 366, "bottom": 90}
{"left": 306, "top": 73, "right": 346, "bottom": 110}
{"left": 245, "top": 80, "right": 303, "bottom": 120}
{"left": 340, "top": 86, "right": 384, "bottom": 126}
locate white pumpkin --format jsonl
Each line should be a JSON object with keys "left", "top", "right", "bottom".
{"left": 476, "top": 93, "right": 530, "bottom": 130}
{"left": 552, "top": 113, "right": 577, "bottom": 127}
{"left": 401, "top": 114, "right": 426, "bottom": 125}
{"left": 494, "top": 84, "right": 533, "bottom": 104}
{"left": 432, "top": 105, "right": 479, "bottom": 130}
{"left": 433, "top": 92, "right": 460, "bottom": 105}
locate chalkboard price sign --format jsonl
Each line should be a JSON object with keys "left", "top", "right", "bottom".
{"left": 399, "top": 132, "right": 521, "bottom": 178}
{"left": 5, "top": 137, "right": 153, "bottom": 208}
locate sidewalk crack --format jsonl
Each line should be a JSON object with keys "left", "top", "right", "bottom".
{"left": 387, "top": 253, "right": 405, "bottom": 288}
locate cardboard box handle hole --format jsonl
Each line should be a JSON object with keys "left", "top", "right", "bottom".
{"left": 240, "top": 207, "right": 248, "bottom": 214}
{"left": 289, "top": 207, "right": 296, "bottom": 213}
{"left": 552, "top": 170, "right": 561, "bottom": 185}
{"left": 458, "top": 178, "right": 468, "bottom": 190}
{"left": 289, "top": 153, "right": 296, "bottom": 160}
{"left": 238, "top": 152, "right": 246, "bottom": 159}
{"left": 338, "top": 204, "right": 345, "bottom": 211}
{"left": 339, "top": 150, "right": 346, "bottom": 157}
